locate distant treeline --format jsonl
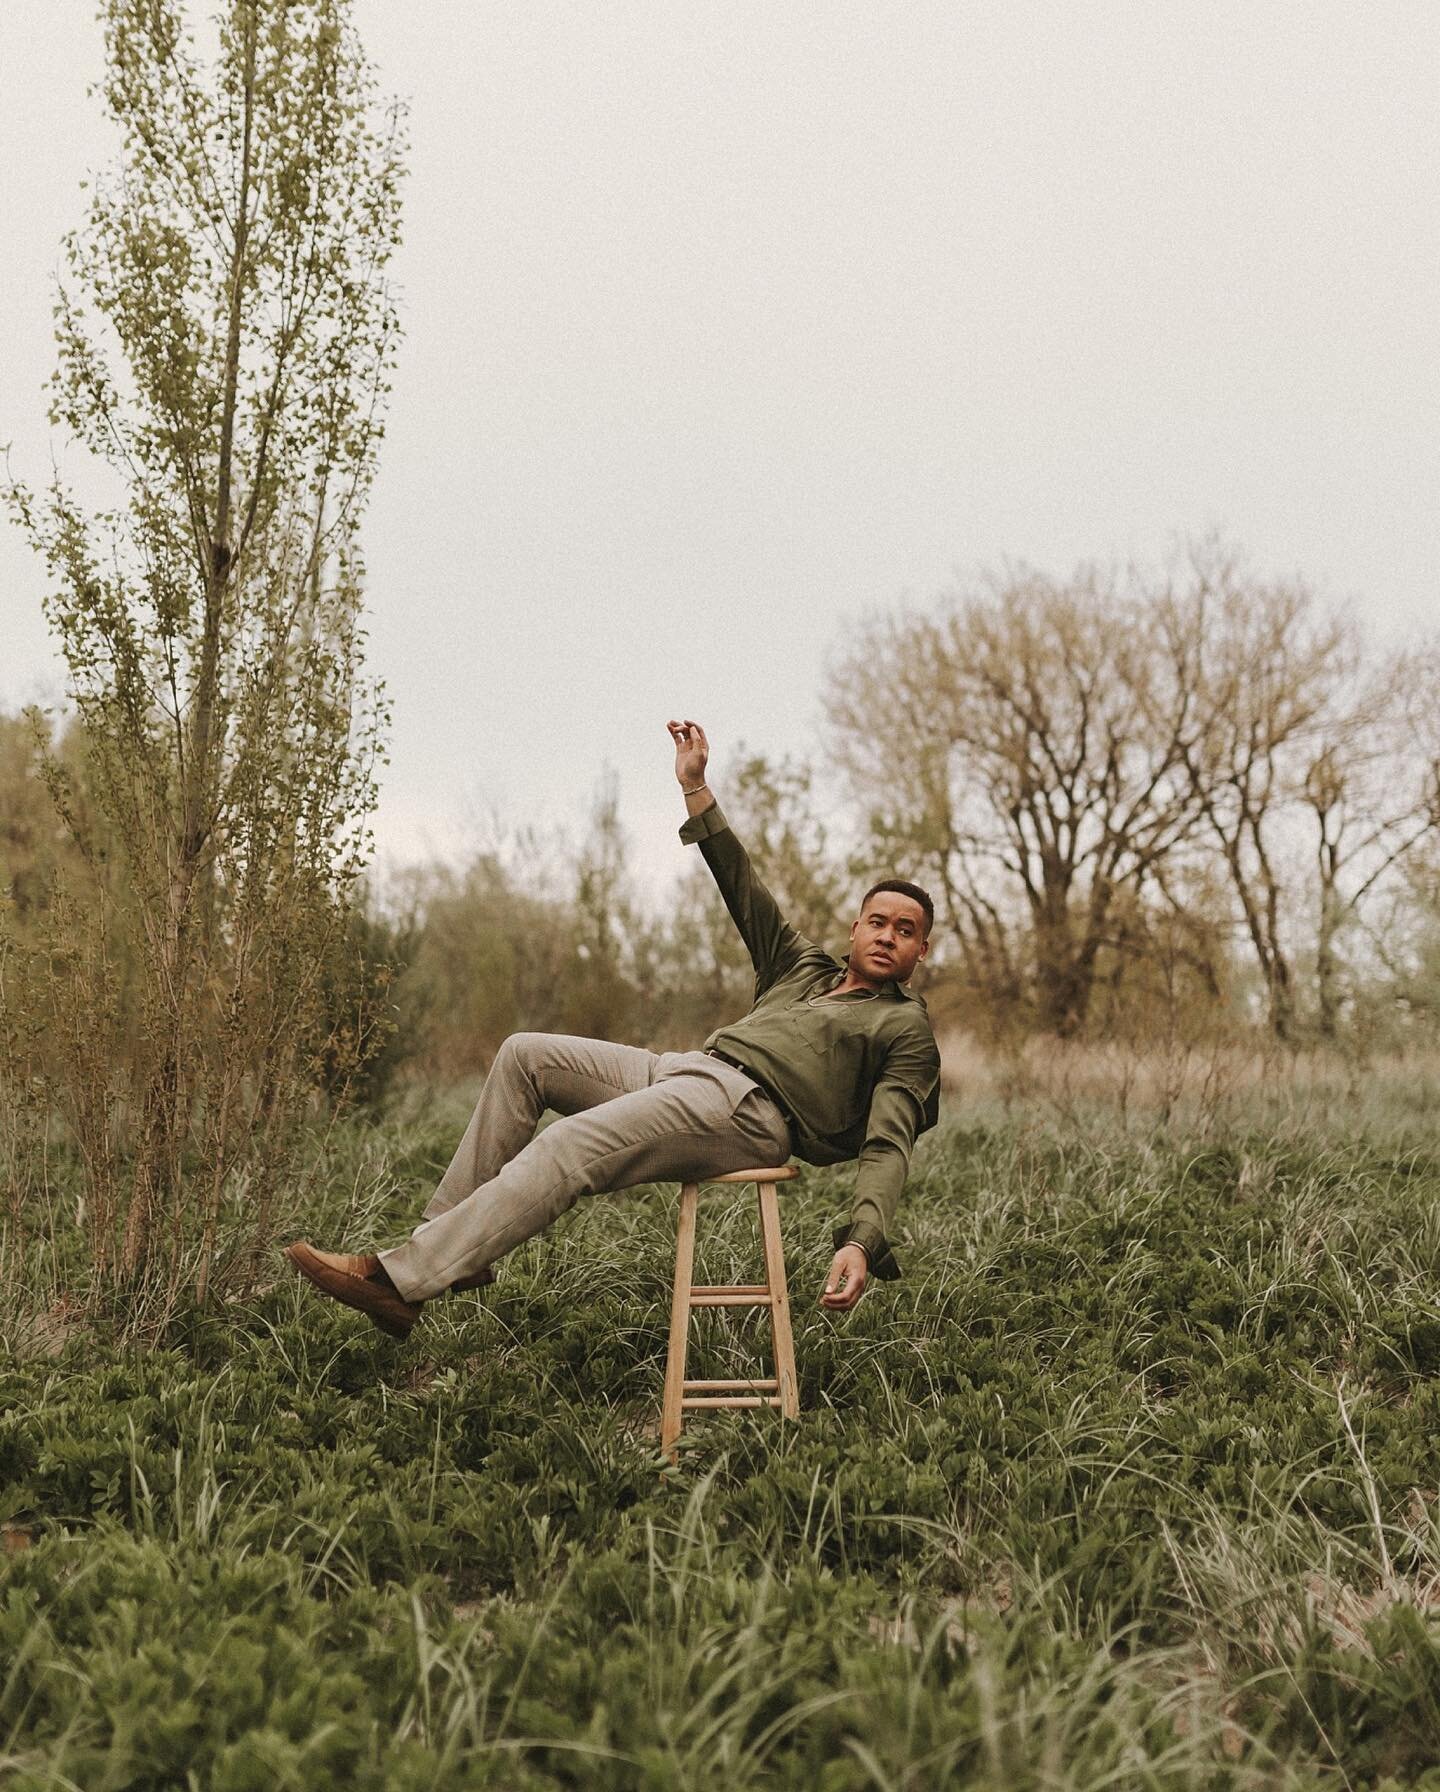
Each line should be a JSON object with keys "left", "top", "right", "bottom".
{"left": 6, "top": 544, "right": 1438, "bottom": 1112}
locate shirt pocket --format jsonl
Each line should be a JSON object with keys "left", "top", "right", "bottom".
{"left": 788, "top": 1001, "right": 874, "bottom": 1072}
{"left": 788, "top": 1005, "right": 873, "bottom": 1132}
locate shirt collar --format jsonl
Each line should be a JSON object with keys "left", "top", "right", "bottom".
{"left": 835, "top": 955, "right": 914, "bottom": 1001}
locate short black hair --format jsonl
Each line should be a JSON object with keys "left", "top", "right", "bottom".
{"left": 860, "top": 879, "right": 934, "bottom": 939}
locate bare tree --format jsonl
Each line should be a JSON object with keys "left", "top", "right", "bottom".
{"left": 1301, "top": 645, "right": 1440, "bottom": 1037}
{"left": 1168, "top": 550, "right": 1349, "bottom": 1041}
{"left": 827, "top": 561, "right": 1220, "bottom": 1035}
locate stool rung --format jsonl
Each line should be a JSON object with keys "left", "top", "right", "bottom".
{"left": 690, "top": 1289, "right": 771, "bottom": 1307}
{"left": 682, "top": 1378, "right": 778, "bottom": 1392}
{"left": 690, "top": 1284, "right": 769, "bottom": 1296}
{"left": 681, "top": 1395, "right": 782, "bottom": 1409}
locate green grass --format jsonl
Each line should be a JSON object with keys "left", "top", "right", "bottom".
{"left": 4, "top": 1080, "right": 1440, "bottom": 1788}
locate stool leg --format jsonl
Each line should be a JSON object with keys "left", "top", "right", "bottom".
{"left": 661, "top": 1181, "right": 700, "bottom": 1456}
{"left": 756, "top": 1180, "right": 799, "bottom": 1420}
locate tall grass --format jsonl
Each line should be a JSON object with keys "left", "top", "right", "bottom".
{"left": 940, "top": 1028, "right": 1440, "bottom": 1141}
{"left": 3, "top": 1057, "right": 1439, "bottom": 1785}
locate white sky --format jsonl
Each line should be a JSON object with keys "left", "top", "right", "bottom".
{"left": 2, "top": 2, "right": 1437, "bottom": 897}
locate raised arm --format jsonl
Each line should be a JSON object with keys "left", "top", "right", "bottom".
{"left": 667, "top": 718, "right": 804, "bottom": 995}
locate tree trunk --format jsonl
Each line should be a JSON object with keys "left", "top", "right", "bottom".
{"left": 125, "top": 13, "right": 258, "bottom": 1282}
{"left": 1033, "top": 914, "right": 1091, "bottom": 1037}
{"left": 1316, "top": 875, "right": 1343, "bottom": 1040}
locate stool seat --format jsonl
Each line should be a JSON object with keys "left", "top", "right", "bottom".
{"left": 704, "top": 1166, "right": 800, "bottom": 1184}
{"left": 661, "top": 1166, "right": 801, "bottom": 1456}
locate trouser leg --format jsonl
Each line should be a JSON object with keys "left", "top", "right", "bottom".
{"left": 420, "top": 1032, "right": 660, "bottom": 1221}
{"left": 379, "top": 1049, "right": 791, "bottom": 1302}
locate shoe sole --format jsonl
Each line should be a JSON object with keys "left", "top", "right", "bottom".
{"left": 284, "top": 1241, "right": 418, "bottom": 1339}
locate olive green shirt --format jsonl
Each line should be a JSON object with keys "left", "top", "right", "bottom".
{"left": 681, "top": 802, "right": 940, "bottom": 1280}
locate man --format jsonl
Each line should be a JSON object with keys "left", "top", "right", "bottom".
{"left": 286, "top": 719, "right": 941, "bottom": 1338}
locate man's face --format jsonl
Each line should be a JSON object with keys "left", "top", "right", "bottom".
{"left": 848, "top": 891, "right": 929, "bottom": 984}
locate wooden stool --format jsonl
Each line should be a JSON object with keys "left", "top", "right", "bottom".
{"left": 661, "top": 1165, "right": 800, "bottom": 1456}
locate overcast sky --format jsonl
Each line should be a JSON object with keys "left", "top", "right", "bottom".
{"left": 2, "top": 2, "right": 1436, "bottom": 895}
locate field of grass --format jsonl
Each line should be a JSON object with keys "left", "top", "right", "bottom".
{"left": 5, "top": 1055, "right": 1440, "bottom": 1789}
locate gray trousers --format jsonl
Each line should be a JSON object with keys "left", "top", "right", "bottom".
{"left": 378, "top": 1033, "right": 793, "bottom": 1302}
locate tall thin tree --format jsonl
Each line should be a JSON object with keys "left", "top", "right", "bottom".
{"left": 7, "top": 0, "right": 404, "bottom": 1308}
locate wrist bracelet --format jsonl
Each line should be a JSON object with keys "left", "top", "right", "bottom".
{"left": 682, "top": 782, "right": 709, "bottom": 796}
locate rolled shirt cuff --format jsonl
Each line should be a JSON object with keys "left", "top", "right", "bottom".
{"left": 833, "top": 1221, "right": 901, "bottom": 1281}
{"left": 679, "top": 802, "right": 730, "bottom": 845}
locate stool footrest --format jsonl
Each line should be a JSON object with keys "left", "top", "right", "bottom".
{"left": 682, "top": 1377, "right": 778, "bottom": 1392}
{"left": 681, "top": 1395, "right": 781, "bottom": 1409}
{"left": 690, "top": 1288, "right": 772, "bottom": 1307}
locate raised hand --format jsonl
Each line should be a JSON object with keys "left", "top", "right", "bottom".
{"left": 666, "top": 718, "right": 709, "bottom": 792}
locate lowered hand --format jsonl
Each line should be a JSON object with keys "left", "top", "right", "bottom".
{"left": 820, "top": 1243, "right": 868, "bottom": 1312}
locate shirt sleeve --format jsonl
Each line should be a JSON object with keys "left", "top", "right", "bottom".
{"left": 833, "top": 1021, "right": 941, "bottom": 1280}
{"left": 679, "top": 802, "right": 805, "bottom": 996}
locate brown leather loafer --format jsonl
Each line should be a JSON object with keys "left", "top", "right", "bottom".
{"left": 284, "top": 1240, "right": 423, "bottom": 1339}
